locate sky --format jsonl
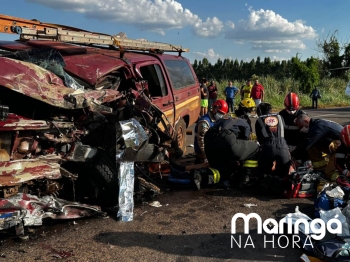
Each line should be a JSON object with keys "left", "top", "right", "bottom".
{"left": 1, "top": 0, "right": 350, "bottom": 64}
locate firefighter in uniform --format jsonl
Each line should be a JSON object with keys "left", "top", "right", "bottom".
{"left": 255, "top": 102, "right": 291, "bottom": 178}
{"left": 295, "top": 114, "right": 343, "bottom": 180}
{"left": 194, "top": 99, "right": 228, "bottom": 164}
{"left": 204, "top": 116, "right": 260, "bottom": 187}
{"left": 234, "top": 98, "right": 256, "bottom": 132}
{"left": 279, "top": 92, "right": 307, "bottom": 160}
{"left": 335, "top": 125, "right": 350, "bottom": 178}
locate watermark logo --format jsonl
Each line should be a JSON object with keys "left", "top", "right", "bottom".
{"left": 231, "top": 213, "right": 342, "bottom": 249}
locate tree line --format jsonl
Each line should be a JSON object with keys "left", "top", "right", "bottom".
{"left": 192, "top": 31, "right": 350, "bottom": 94}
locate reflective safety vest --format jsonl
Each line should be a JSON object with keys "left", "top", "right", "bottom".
{"left": 243, "top": 160, "right": 258, "bottom": 168}
{"left": 209, "top": 167, "right": 220, "bottom": 184}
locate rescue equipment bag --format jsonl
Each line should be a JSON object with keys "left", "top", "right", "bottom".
{"left": 283, "top": 169, "right": 320, "bottom": 198}
{"left": 312, "top": 238, "right": 350, "bottom": 262}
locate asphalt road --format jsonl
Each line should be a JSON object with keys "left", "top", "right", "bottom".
{"left": 0, "top": 107, "right": 349, "bottom": 262}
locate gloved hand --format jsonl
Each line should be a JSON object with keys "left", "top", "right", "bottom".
{"left": 329, "top": 140, "right": 341, "bottom": 153}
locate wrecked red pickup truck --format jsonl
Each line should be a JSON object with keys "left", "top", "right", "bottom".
{"left": 0, "top": 14, "right": 200, "bottom": 232}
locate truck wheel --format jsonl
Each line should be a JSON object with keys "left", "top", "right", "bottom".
{"left": 175, "top": 118, "right": 187, "bottom": 154}
{"left": 83, "top": 151, "right": 119, "bottom": 207}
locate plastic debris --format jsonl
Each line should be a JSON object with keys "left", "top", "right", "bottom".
{"left": 148, "top": 201, "right": 162, "bottom": 208}
{"left": 326, "top": 186, "right": 344, "bottom": 199}
{"left": 243, "top": 203, "right": 257, "bottom": 208}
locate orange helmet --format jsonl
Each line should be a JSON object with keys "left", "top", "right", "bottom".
{"left": 284, "top": 92, "right": 300, "bottom": 112}
{"left": 341, "top": 125, "right": 350, "bottom": 147}
{"left": 212, "top": 99, "right": 228, "bottom": 114}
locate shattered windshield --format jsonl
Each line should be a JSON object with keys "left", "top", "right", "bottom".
{"left": 12, "top": 48, "right": 84, "bottom": 90}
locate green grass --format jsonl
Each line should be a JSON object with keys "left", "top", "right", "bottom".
{"left": 215, "top": 77, "right": 350, "bottom": 111}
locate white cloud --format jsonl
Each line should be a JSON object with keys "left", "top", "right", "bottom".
{"left": 193, "top": 17, "right": 224, "bottom": 38}
{"left": 251, "top": 39, "right": 306, "bottom": 52}
{"left": 193, "top": 48, "right": 221, "bottom": 63}
{"left": 27, "top": 0, "right": 224, "bottom": 37}
{"left": 225, "top": 7, "right": 317, "bottom": 53}
{"left": 270, "top": 56, "right": 289, "bottom": 61}
{"left": 225, "top": 21, "right": 235, "bottom": 30}
{"left": 265, "top": 50, "right": 284, "bottom": 53}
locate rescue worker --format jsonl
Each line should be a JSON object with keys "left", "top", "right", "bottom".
{"left": 203, "top": 116, "right": 260, "bottom": 188}
{"left": 255, "top": 102, "right": 291, "bottom": 192}
{"left": 234, "top": 98, "right": 256, "bottom": 132}
{"left": 335, "top": 125, "right": 350, "bottom": 178}
{"left": 194, "top": 99, "right": 228, "bottom": 164}
{"left": 279, "top": 92, "right": 307, "bottom": 159}
{"left": 295, "top": 114, "right": 343, "bottom": 180}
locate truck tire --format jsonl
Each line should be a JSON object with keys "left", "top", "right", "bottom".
{"left": 175, "top": 118, "right": 187, "bottom": 154}
{"left": 83, "top": 151, "right": 119, "bottom": 207}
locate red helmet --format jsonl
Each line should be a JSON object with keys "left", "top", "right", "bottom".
{"left": 341, "top": 125, "right": 350, "bottom": 147}
{"left": 284, "top": 92, "right": 300, "bottom": 111}
{"left": 212, "top": 99, "right": 228, "bottom": 114}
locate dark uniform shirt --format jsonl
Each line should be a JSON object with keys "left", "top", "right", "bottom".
{"left": 255, "top": 113, "right": 291, "bottom": 177}
{"left": 278, "top": 109, "right": 306, "bottom": 146}
{"left": 213, "top": 117, "right": 251, "bottom": 140}
{"left": 306, "top": 118, "right": 343, "bottom": 150}
{"left": 204, "top": 117, "right": 259, "bottom": 179}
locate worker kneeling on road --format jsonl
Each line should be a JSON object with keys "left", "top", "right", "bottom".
{"left": 295, "top": 114, "right": 343, "bottom": 181}
{"left": 202, "top": 116, "right": 260, "bottom": 189}
{"left": 255, "top": 102, "right": 292, "bottom": 194}
{"left": 194, "top": 99, "right": 228, "bottom": 164}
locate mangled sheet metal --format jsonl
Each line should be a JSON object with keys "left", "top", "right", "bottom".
{"left": 0, "top": 193, "right": 102, "bottom": 231}
{"left": 0, "top": 159, "right": 61, "bottom": 186}
{"left": 0, "top": 57, "right": 122, "bottom": 112}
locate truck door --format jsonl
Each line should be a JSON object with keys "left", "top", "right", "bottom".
{"left": 162, "top": 59, "right": 200, "bottom": 127}
{"left": 134, "top": 61, "right": 175, "bottom": 126}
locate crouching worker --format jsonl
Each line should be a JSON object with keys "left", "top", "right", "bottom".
{"left": 255, "top": 102, "right": 292, "bottom": 195}
{"left": 295, "top": 114, "right": 343, "bottom": 181}
{"left": 194, "top": 99, "right": 229, "bottom": 164}
{"left": 202, "top": 116, "right": 260, "bottom": 189}
{"left": 334, "top": 125, "right": 350, "bottom": 180}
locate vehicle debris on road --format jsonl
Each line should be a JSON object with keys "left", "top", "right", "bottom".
{"left": 243, "top": 203, "right": 258, "bottom": 208}
{"left": 0, "top": 193, "right": 103, "bottom": 232}
{"left": 148, "top": 201, "right": 162, "bottom": 208}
